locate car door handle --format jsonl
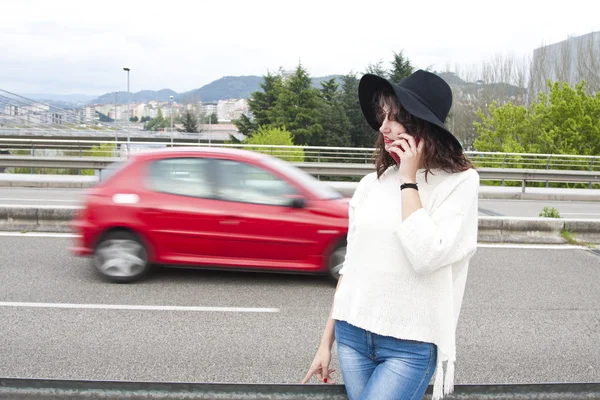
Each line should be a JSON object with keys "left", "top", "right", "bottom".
{"left": 219, "top": 220, "right": 240, "bottom": 225}
{"left": 141, "top": 206, "right": 161, "bottom": 214}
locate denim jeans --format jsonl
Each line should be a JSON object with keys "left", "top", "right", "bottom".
{"left": 335, "top": 319, "right": 437, "bottom": 400}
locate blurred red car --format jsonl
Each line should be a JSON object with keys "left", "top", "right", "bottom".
{"left": 70, "top": 147, "right": 349, "bottom": 283}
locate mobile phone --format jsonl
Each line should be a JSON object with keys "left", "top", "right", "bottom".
{"left": 389, "top": 150, "right": 401, "bottom": 164}
{"left": 388, "top": 137, "right": 420, "bottom": 164}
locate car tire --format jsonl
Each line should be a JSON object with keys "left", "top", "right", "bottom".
{"left": 92, "top": 230, "right": 151, "bottom": 283}
{"left": 327, "top": 240, "right": 347, "bottom": 283}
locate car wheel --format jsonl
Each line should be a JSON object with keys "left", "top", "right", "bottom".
{"left": 93, "top": 230, "right": 150, "bottom": 283}
{"left": 327, "top": 241, "right": 346, "bottom": 283}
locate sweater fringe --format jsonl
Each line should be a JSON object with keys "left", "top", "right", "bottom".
{"left": 432, "top": 359, "right": 455, "bottom": 400}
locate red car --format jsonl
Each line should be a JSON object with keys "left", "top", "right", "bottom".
{"left": 70, "top": 147, "right": 349, "bottom": 283}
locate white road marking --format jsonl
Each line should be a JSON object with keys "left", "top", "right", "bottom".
{"left": 561, "top": 213, "right": 600, "bottom": 216}
{"left": 0, "top": 232, "right": 77, "bottom": 238}
{"left": 0, "top": 204, "right": 81, "bottom": 209}
{"left": 0, "top": 301, "right": 279, "bottom": 313}
{"left": 0, "top": 232, "right": 594, "bottom": 250}
{"left": 478, "top": 243, "right": 590, "bottom": 250}
{"left": 0, "top": 198, "right": 78, "bottom": 203}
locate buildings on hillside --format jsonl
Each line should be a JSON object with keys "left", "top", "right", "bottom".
{"left": 82, "top": 98, "right": 249, "bottom": 124}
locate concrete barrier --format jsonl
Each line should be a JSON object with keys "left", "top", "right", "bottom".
{"left": 0, "top": 206, "right": 78, "bottom": 233}
{"left": 0, "top": 206, "right": 598, "bottom": 245}
{"left": 480, "top": 217, "right": 565, "bottom": 244}
{"left": 0, "top": 378, "right": 599, "bottom": 400}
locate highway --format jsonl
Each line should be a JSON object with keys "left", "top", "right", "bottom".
{"left": 0, "top": 187, "right": 599, "bottom": 218}
{"left": 0, "top": 234, "right": 598, "bottom": 386}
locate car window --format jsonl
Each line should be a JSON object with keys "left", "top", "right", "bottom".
{"left": 99, "top": 161, "right": 128, "bottom": 182}
{"left": 216, "top": 160, "right": 300, "bottom": 206}
{"left": 262, "top": 156, "right": 343, "bottom": 200}
{"left": 148, "top": 158, "right": 214, "bottom": 198}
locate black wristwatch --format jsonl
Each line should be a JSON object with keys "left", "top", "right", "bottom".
{"left": 400, "top": 183, "right": 418, "bottom": 191}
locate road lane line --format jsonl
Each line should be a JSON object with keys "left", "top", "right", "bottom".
{"left": 0, "top": 204, "right": 80, "bottom": 209}
{"left": 0, "top": 198, "right": 78, "bottom": 203}
{"left": 561, "top": 213, "right": 600, "bottom": 216}
{"left": 0, "top": 301, "right": 279, "bottom": 313}
{"left": 0, "top": 232, "right": 594, "bottom": 250}
{"left": 478, "top": 243, "right": 588, "bottom": 249}
{"left": 0, "top": 232, "right": 77, "bottom": 238}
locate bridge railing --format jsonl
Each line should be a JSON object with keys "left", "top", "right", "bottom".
{"left": 1, "top": 138, "right": 599, "bottom": 171}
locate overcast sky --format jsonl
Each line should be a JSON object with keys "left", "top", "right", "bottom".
{"left": 1, "top": 0, "right": 599, "bottom": 95}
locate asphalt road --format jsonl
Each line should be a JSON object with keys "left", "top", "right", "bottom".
{"left": 0, "top": 235, "right": 598, "bottom": 386}
{"left": 1, "top": 187, "right": 600, "bottom": 218}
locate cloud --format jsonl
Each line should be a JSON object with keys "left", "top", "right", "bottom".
{"left": 0, "top": 0, "right": 598, "bottom": 94}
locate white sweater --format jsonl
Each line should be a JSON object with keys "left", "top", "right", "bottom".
{"left": 331, "top": 165, "right": 480, "bottom": 400}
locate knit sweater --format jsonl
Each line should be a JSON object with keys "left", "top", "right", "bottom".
{"left": 331, "top": 165, "right": 479, "bottom": 400}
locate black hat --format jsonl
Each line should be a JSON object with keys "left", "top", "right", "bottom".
{"left": 358, "top": 69, "right": 461, "bottom": 149}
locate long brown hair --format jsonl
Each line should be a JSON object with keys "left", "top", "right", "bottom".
{"left": 373, "top": 91, "right": 473, "bottom": 180}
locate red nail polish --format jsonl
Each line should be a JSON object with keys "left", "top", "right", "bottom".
{"left": 324, "top": 378, "right": 327, "bottom": 383}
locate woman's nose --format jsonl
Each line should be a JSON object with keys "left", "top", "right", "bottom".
{"left": 379, "top": 117, "right": 390, "bottom": 134}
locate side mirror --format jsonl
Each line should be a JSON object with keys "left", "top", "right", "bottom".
{"left": 289, "top": 197, "right": 306, "bottom": 209}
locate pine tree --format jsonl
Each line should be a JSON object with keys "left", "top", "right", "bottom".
{"left": 339, "top": 73, "right": 377, "bottom": 148}
{"left": 181, "top": 110, "right": 198, "bottom": 133}
{"left": 271, "top": 63, "right": 324, "bottom": 146}
{"left": 389, "top": 50, "right": 414, "bottom": 83}
{"left": 318, "top": 78, "right": 352, "bottom": 147}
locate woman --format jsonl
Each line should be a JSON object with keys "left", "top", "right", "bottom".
{"left": 302, "top": 70, "right": 479, "bottom": 400}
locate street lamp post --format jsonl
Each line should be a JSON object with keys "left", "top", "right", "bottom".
{"left": 123, "top": 66, "right": 131, "bottom": 148}
{"left": 169, "top": 95, "right": 174, "bottom": 145}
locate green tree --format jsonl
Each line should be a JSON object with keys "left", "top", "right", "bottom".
{"left": 232, "top": 114, "right": 257, "bottom": 137}
{"left": 244, "top": 126, "right": 305, "bottom": 162}
{"left": 143, "top": 108, "right": 169, "bottom": 131}
{"left": 535, "top": 81, "right": 600, "bottom": 155}
{"left": 474, "top": 80, "right": 600, "bottom": 157}
{"left": 473, "top": 102, "right": 529, "bottom": 155}
{"left": 200, "top": 113, "right": 218, "bottom": 124}
{"left": 235, "top": 70, "right": 284, "bottom": 136}
{"left": 339, "top": 73, "right": 376, "bottom": 148}
{"left": 364, "top": 60, "right": 388, "bottom": 78}
{"left": 320, "top": 78, "right": 339, "bottom": 102}
{"left": 180, "top": 110, "right": 199, "bottom": 133}
{"left": 388, "top": 50, "right": 414, "bottom": 83}
{"left": 271, "top": 63, "right": 324, "bottom": 146}
{"left": 317, "top": 78, "right": 352, "bottom": 148}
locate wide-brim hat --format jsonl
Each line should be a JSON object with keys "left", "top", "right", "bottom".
{"left": 358, "top": 69, "right": 461, "bottom": 149}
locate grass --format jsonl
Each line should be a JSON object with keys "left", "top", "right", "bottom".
{"left": 560, "top": 229, "right": 596, "bottom": 248}
{"left": 539, "top": 207, "right": 561, "bottom": 218}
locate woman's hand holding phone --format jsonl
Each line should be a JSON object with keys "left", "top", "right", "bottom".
{"left": 387, "top": 134, "right": 424, "bottom": 183}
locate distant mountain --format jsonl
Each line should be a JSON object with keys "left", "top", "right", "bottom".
{"left": 86, "top": 75, "right": 346, "bottom": 106}
{"left": 177, "top": 76, "right": 264, "bottom": 103}
{"left": 90, "top": 89, "right": 178, "bottom": 105}
{"left": 434, "top": 71, "right": 467, "bottom": 86}
{"left": 177, "top": 74, "right": 344, "bottom": 103}
{"left": 311, "top": 75, "right": 344, "bottom": 89}
{"left": 21, "top": 72, "right": 523, "bottom": 109}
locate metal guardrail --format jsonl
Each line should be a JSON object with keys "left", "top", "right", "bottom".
{"left": 1, "top": 155, "right": 600, "bottom": 190}
{"left": 0, "top": 137, "right": 599, "bottom": 171}
{"left": 0, "top": 378, "right": 599, "bottom": 400}
{"left": 0, "top": 155, "right": 117, "bottom": 170}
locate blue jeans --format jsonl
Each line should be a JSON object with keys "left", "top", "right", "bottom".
{"left": 335, "top": 319, "right": 437, "bottom": 400}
